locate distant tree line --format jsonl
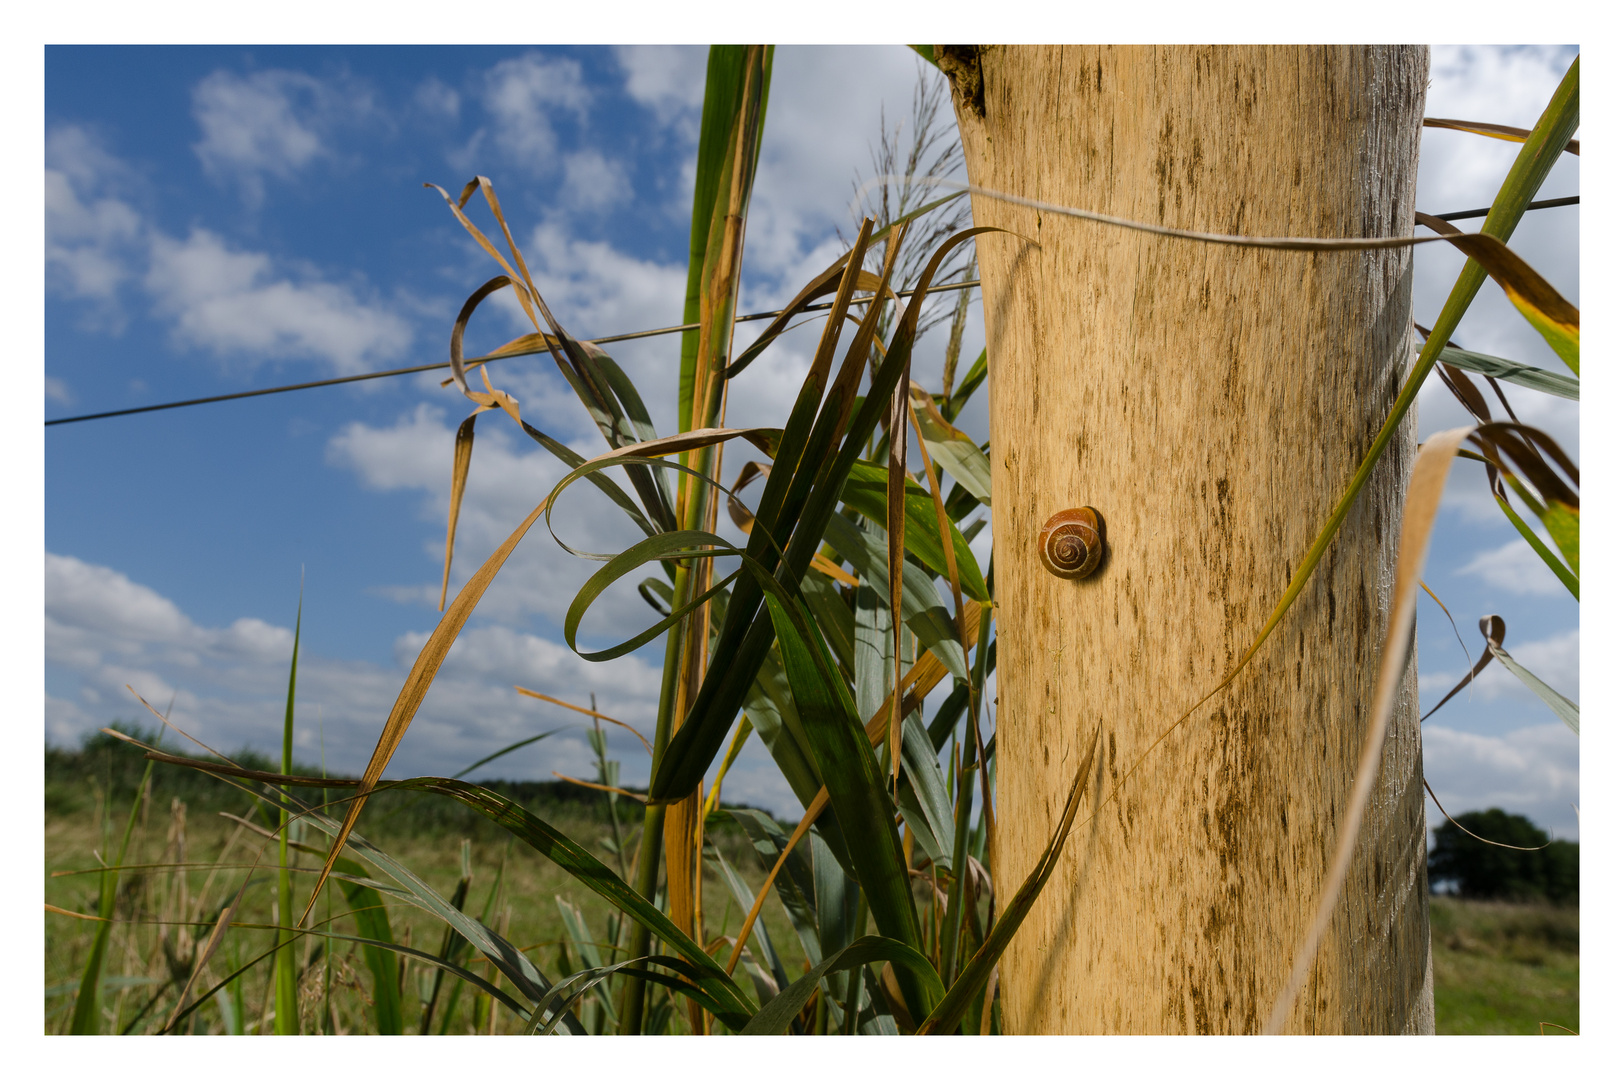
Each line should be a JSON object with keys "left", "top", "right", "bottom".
{"left": 1430, "top": 808, "right": 1578, "bottom": 905}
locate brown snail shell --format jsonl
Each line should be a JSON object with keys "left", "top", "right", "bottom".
{"left": 1038, "top": 507, "right": 1103, "bottom": 580}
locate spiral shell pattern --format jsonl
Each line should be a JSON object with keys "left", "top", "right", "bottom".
{"left": 1038, "top": 507, "right": 1103, "bottom": 580}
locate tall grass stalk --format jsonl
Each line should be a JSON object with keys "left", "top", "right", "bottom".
{"left": 273, "top": 590, "right": 302, "bottom": 1034}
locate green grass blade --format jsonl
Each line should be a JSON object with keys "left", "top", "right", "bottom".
{"left": 919, "top": 726, "right": 1101, "bottom": 1035}
{"left": 898, "top": 712, "right": 954, "bottom": 859}
{"left": 1439, "top": 346, "right": 1578, "bottom": 400}
{"left": 275, "top": 589, "right": 302, "bottom": 1035}
{"left": 1496, "top": 493, "right": 1578, "bottom": 599}
{"left": 706, "top": 842, "right": 791, "bottom": 998}
{"left": 374, "top": 777, "right": 757, "bottom": 1028}
{"left": 944, "top": 348, "right": 987, "bottom": 423}
{"left": 740, "top": 935, "right": 943, "bottom": 1035}
{"left": 1486, "top": 632, "right": 1579, "bottom": 735}
{"left": 68, "top": 758, "right": 153, "bottom": 1034}
{"left": 843, "top": 460, "right": 988, "bottom": 601}
{"left": 762, "top": 591, "right": 936, "bottom": 1022}
{"left": 825, "top": 512, "right": 968, "bottom": 680}
{"left": 680, "top": 45, "right": 774, "bottom": 430}
{"left": 649, "top": 228, "right": 995, "bottom": 804}
{"left": 335, "top": 862, "right": 403, "bottom": 1034}
{"left": 728, "top": 809, "right": 825, "bottom": 966}
{"left": 911, "top": 389, "right": 992, "bottom": 504}
{"left": 556, "top": 897, "right": 621, "bottom": 1025}
{"left": 418, "top": 849, "right": 471, "bottom": 1034}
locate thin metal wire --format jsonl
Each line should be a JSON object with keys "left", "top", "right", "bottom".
{"left": 1427, "top": 194, "right": 1578, "bottom": 223}
{"left": 44, "top": 190, "right": 1581, "bottom": 428}
{"left": 44, "top": 278, "right": 982, "bottom": 427}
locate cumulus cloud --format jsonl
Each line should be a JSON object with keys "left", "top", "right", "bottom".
{"left": 414, "top": 76, "right": 461, "bottom": 120}
{"left": 192, "top": 68, "right": 375, "bottom": 205}
{"left": 475, "top": 54, "right": 591, "bottom": 174}
{"left": 1422, "top": 722, "right": 1579, "bottom": 840}
{"left": 562, "top": 149, "right": 633, "bottom": 211}
{"left": 613, "top": 45, "right": 706, "bottom": 128}
{"left": 145, "top": 228, "right": 412, "bottom": 373}
{"left": 44, "top": 551, "right": 669, "bottom": 791}
{"left": 46, "top": 125, "right": 412, "bottom": 376}
{"left": 44, "top": 125, "right": 145, "bottom": 317}
{"left": 1453, "top": 537, "right": 1571, "bottom": 597}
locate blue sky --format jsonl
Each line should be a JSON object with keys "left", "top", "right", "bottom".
{"left": 41, "top": 45, "right": 1580, "bottom": 838}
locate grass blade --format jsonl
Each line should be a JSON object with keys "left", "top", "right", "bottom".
{"left": 335, "top": 862, "right": 403, "bottom": 1034}
{"left": 762, "top": 591, "right": 935, "bottom": 1021}
{"left": 649, "top": 227, "right": 995, "bottom": 803}
{"left": 917, "top": 725, "right": 1101, "bottom": 1035}
{"left": 68, "top": 758, "right": 153, "bottom": 1033}
{"left": 1264, "top": 427, "right": 1475, "bottom": 1034}
{"left": 274, "top": 589, "right": 302, "bottom": 1035}
{"left": 1438, "top": 346, "right": 1577, "bottom": 401}
{"left": 1483, "top": 621, "right": 1579, "bottom": 735}
{"left": 842, "top": 461, "right": 988, "bottom": 601}
{"left": 740, "top": 936, "right": 943, "bottom": 1035}
{"left": 910, "top": 385, "right": 992, "bottom": 504}
{"left": 1423, "top": 116, "right": 1580, "bottom": 156}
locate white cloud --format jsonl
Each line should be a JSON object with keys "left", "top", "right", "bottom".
{"left": 1422, "top": 722, "right": 1579, "bottom": 840}
{"left": 562, "top": 149, "right": 632, "bottom": 211}
{"left": 45, "top": 377, "right": 74, "bottom": 405}
{"left": 44, "top": 125, "right": 145, "bottom": 313}
{"left": 613, "top": 45, "right": 706, "bottom": 128}
{"left": 145, "top": 228, "right": 412, "bottom": 373}
{"left": 414, "top": 76, "right": 460, "bottom": 120}
{"left": 192, "top": 68, "right": 374, "bottom": 204}
{"left": 476, "top": 54, "right": 591, "bottom": 174}
{"left": 325, "top": 404, "right": 654, "bottom": 631}
{"left": 1454, "top": 536, "right": 1570, "bottom": 597}
{"left": 44, "top": 551, "right": 669, "bottom": 789}
{"left": 46, "top": 125, "right": 412, "bottom": 375}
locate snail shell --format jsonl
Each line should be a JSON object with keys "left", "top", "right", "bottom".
{"left": 1038, "top": 507, "right": 1103, "bottom": 580}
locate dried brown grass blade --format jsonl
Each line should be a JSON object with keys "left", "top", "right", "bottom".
{"left": 426, "top": 183, "right": 542, "bottom": 332}
{"left": 440, "top": 413, "right": 479, "bottom": 612}
{"left": 1424, "top": 117, "right": 1580, "bottom": 156}
{"left": 162, "top": 873, "right": 253, "bottom": 1031}
{"left": 552, "top": 774, "right": 648, "bottom": 803}
{"left": 810, "top": 552, "right": 859, "bottom": 588}
{"left": 1419, "top": 613, "right": 1503, "bottom": 722}
{"left": 515, "top": 686, "right": 653, "bottom": 754}
{"left": 1263, "top": 426, "right": 1476, "bottom": 1035}
{"left": 301, "top": 492, "right": 555, "bottom": 924}
{"left": 906, "top": 404, "right": 967, "bottom": 655}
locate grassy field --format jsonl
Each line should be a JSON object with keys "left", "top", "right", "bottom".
{"left": 1429, "top": 896, "right": 1580, "bottom": 1035}
{"left": 45, "top": 737, "right": 813, "bottom": 1034}
{"left": 45, "top": 738, "right": 1577, "bottom": 1034}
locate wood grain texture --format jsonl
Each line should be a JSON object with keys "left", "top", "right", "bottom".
{"left": 950, "top": 46, "right": 1433, "bottom": 1034}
